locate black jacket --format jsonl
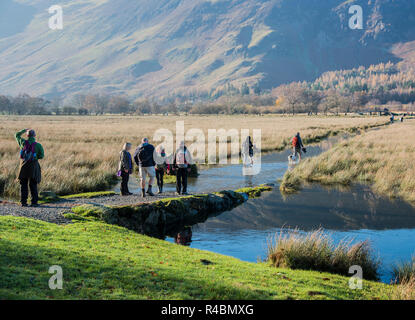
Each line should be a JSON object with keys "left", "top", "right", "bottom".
{"left": 134, "top": 143, "right": 156, "bottom": 167}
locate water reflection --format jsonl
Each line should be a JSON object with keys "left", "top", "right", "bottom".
{"left": 174, "top": 226, "right": 193, "bottom": 246}
{"left": 188, "top": 184, "right": 415, "bottom": 282}
{"left": 200, "top": 184, "right": 415, "bottom": 231}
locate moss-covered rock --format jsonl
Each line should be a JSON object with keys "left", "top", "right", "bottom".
{"left": 235, "top": 185, "right": 273, "bottom": 198}
{"left": 39, "top": 191, "right": 61, "bottom": 203}
{"left": 70, "top": 204, "right": 118, "bottom": 223}
{"left": 107, "top": 186, "right": 273, "bottom": 238}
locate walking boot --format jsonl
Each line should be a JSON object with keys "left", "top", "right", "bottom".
{"left": 147, "top": 185, "right": 155, "bottom": 196}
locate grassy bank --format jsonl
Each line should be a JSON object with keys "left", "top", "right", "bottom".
{"left": 0, "top": 215, "right": 390, "bottom": 300}
{"left": 281, "top": 121, "right": 415, "bottom": 204}
{"left": 0, "top": 115, "right": 388, "bottom": 199}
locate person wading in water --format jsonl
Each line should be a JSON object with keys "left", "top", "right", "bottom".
{"left": 15, "top": 129, "right": 44, "bottom": 207}
{"left": 292, "top": 132, "right": 306, "bottom": 162}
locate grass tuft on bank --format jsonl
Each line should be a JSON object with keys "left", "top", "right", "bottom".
{"left": 392, "top": 256, "right": 415, "bottom": 284}
{"left": 0, "top": 216, "right": 390, "bottom": 300}
{"left": 267, "top": 229, "right": 380, "bottom": 281}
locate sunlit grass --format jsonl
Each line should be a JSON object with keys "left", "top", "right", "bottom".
{"left": 281, "top": 120, "right": 415, "bottom": 204}
{"left": 0, "top": 114, "right": 387, "bottom": 198}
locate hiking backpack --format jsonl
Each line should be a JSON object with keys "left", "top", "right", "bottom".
{"left": 176, "top": 148, "right": 188, "bottom": 168}
{"left": 292, "top": 136, "right": 298, "bottom": 148}
{"left": 20, "top": 140, "right": 37, "bottom": 162}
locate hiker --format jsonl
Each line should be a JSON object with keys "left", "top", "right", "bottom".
{"left": 15, "top": 129, "right": 44, "bottom": 207}
{"left": 134, "top": 138, "right": 156, "bottom": 197}
{"left": 155, "top": 145, "right": 167, "bottom": 194}
{"left": 390, "top": 114, "right": 394, "bottom": 123}
{"left": 292, "top": 132, "right": 305, "bottom": 162}
{"left": 173, "top": 141, "right": 192, "bottom": 195}
{"left": 242, "top": 136, "right": 254, "bottom": 166}
{"left": 118, "top": 142, "right": 133, "bottom": 196}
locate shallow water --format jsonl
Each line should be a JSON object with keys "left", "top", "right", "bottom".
{"left": 173, "top": 184, "right": 415, "bottom": 282}
{"left": 114, "top": 135, "right": 415, "bottom": 283}
{"left": 114, "top": 135, "right": 343, "bottom": 194}
{"left": 160, "top": 135, "right": 415, "bottom": 283}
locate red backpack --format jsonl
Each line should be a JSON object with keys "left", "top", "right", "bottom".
{"left": 292, "top": 136, "right": 298, "bottom": 148}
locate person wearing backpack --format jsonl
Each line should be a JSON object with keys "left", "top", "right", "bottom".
{"left": 173, "top": 141, "right": 192, "bottom": 195}
{"left": 118, "top": 142, "right": 133, "bottom": 196}
{"left": 15, "top": 129, "right": 44, "bottom": 207}
{"left": 292, "top": 132, "right": 305, "bottom": 162}
{"left": 154, "top": 145, "right": 167, "bottom": 194}
{"left": 133, "top": 138, "right": 156, "bottom": 197}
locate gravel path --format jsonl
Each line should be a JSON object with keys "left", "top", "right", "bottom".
{"left": 0, "top": 191, "right": 186, "bottom": 225}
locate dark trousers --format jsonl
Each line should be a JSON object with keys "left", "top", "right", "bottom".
{"left": 176, "top": 168, "right": 188, "bottom": 194}
{"left": 20, "top": 178, "right": 38, "bottom": 205}
{"left": 120, "top": 171, "right": 130, "bottom": 194}
{"left": 156, "top": 169, "right": 164, "bottom": 189}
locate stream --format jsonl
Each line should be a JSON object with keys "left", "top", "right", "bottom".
{"left": 116, "top": 134, "right": 415, "bottom": 283}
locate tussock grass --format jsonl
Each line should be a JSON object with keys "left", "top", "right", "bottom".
{"left": 281, "top": 121, "right": 415, "bottom": 203}
{"left": 392, "top": 256, "right": 415, "bottom": 284}
{"left": 388, "top": 276, "right": 415, "bottom": 300}
{"left": 267, "top": 229, "right": 380, "bottom": 280}
{"left": 0, "top": 115, "right": 387, "bottom": 199}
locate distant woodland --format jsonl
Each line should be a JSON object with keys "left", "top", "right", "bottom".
{"left": 1, "top": 62, "right": 415, "bottom": 115}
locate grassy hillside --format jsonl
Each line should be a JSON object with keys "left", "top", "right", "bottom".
{"left": 0, "top": 0, "right": 414, "bottom": 98}
{"left": 281, "top": 120, "right": 415, "bottom": 203}
{"left": 0, "top": 216, "right": 389, "bottom": 300}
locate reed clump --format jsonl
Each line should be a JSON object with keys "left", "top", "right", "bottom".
{"left": 267, "top": 229, "right": 380, "bottom": 280}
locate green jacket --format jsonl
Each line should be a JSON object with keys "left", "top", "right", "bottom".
{"left": 15, "top": 129, "right": 44, "bottom": 182}
{"left": 15, "top": 129, "right": 44, "bottom": 160}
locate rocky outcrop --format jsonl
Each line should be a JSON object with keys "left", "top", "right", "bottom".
{"left": 67, "top": 186, "right": 273, "bottom": 239}
{"left": 111, "top": 191, "right": 247, "bottom": 238}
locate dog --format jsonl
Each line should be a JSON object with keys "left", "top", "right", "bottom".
{"left": 288, "top": 154, "right": 297, "bottom": 165}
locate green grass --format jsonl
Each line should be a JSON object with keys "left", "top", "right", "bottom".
{"left": 0, "top": 216, "right": 390, "bottom": 300}
{"left": 61, "top": 191, "right": 117, "bottom": 199}
{"left": 163, "top": 175, "right": 176, "bottom": 184}
{"left": 234, "top": 185, "right": 273, "bottom": 198}
{"left": 37, "top": 191, "right": 117, "bottom": 204}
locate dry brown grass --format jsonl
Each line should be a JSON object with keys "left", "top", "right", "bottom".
{"left": 388, "top": 276, "right": 415, "bottom": 300}
{"left": 281, "top": 120, "right": 415, "bottom": 203}
{"left": 0, "top": 114, "right": 387, "bottom": 198}
{"left": 267, "top": 228, "right": 380, "bottom": 280}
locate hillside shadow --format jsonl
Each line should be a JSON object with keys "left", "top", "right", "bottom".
{"left": 0, "top": 0, "right": 36, "bottom": 39}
